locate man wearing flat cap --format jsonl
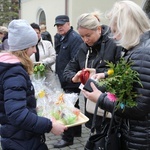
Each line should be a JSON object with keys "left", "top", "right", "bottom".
{"left": 53, "top": 15, "right": 83, "bottom": 148}
{"left": 54, "top": 15, "right": 69, "bottom": 26}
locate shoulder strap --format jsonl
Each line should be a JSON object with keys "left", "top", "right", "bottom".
{"left": 90, "top": 94, "right": 116, "bottom": 134}
{"left": 90, "top": 93, "right": 107, "bottom": 133}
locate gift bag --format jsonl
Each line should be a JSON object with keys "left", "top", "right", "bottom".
{"left": 86, "top": 99, "right": 111, "bottom": 117}
{"left": 84, "top": 98, "right": 121, "bottom": 150}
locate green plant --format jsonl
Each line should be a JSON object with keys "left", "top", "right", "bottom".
{"left": 99, "top": 57, "right": 142, "bottom": 110}
{"left": 33, "top": 63, "right": 46, "bottom": 78}
{"left": 0, "top": 0, "right": 19, "bottom": 25}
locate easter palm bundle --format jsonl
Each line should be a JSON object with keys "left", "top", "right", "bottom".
{"left": 99, "top": 57, "right": 142, "bottom": 110}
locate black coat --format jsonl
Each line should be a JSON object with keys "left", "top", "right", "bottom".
{"left": 41, "top": 31, "right": 53, "bottom": 45}
{"left": 63, "top": 25, "right": 122, "bottom": 129}
{"left": 98, "top": 31, "right": 150, "bottom": 150}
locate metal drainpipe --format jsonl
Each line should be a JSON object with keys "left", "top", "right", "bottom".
{"left": 65, "top": 0, "right": 68, "bottom": 15}
{"left": 19, "top": 0, "right": 21, "bottom": 19}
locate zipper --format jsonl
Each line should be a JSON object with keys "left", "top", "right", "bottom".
{"left": 90, "top": 48, "right": 99, "bottom": 68}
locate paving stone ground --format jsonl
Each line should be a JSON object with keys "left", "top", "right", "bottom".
{"left": 0, "top": 93, "right": 91, "bottom": 150}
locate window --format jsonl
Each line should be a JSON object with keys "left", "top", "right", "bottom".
{"left": 39, "top": 10, "right": 46, "bottom": 25}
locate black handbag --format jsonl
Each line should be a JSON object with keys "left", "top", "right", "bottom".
{"left": 84, "top": 98, "right": 121, "bottom": 150}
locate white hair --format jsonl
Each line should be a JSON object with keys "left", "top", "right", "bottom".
{"left": 107, "top": 0, "right": 150, "bottom": 49}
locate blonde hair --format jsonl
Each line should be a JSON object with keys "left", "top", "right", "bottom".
{"left": 40, "top": 24, "right": 46, "bottom": 32}
{"left": 0, "top": 26, "right": 8, "bottom": 34}
{"left": 11, "top": 50, "right": 33, "bottom": 75}
{"left": 107, "top": 0, "right": 150, "bottom": 49}
{"left": 77, "top": 10, "right": 102, "bottom": 30}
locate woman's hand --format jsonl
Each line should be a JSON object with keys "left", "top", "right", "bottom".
{"left": 72, "top": 70, "right": 82, "bottom": 83}
{"left": 33, "top": 61, "right": 43, "bottom": 65}
{"left": 82, "top": 82, "right": 102, "bottom": 103}
{"left": 51, "top": 118, "right": 67, "bottom": 135}
{"left": 72, "top": 68, "right": 96, "bottom": 83}
{"left": 91, "top": 73, "right": 105, "bottom": 81}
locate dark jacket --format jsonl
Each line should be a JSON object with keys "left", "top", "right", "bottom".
{"left": 55, "top": 26, "right": 83, "bottom": 92}
{"left": 63, "top": 25, "right": 122, "bottom": 129}
{"left": 98, "top": 31, "right": 150, "bottom": 150}
{"left": 41, "top": 31, "right": 53, "bottom": 45}
{"left": 0, "top": 57, "right": 52, "bottom": 149}
{"left": 63, "top": 25, "right": 121, "bottom": 83}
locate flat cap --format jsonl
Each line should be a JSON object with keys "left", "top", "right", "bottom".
{"left": 54, "top": 15, "right": 69, "bottom": 26}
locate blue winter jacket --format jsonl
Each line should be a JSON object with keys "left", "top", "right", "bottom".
{"left": 0, "top": 53, "right": 52, "bottom": 149}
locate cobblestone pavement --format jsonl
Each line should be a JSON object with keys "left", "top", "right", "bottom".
{"left": 0, "top": 93, "right": 91, "bottom": 150}
{"left": 45, "top": 124, "right": 90, "bottom": 150}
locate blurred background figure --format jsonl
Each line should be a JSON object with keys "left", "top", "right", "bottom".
{"left": 0, "top": 26, "right": 9, "bottom": 50}
{"left": 0, "top": 26, "right": 7, "bottom": 43}
{"left": 40, "top": 24, "right": 53, "bottom": 45}
{"left": 30, "top": 23, "right": 56, "bottom": 82}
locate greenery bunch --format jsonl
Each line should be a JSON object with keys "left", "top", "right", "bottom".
{"left": 33, "top": 63, "right": 46, "bottom": 78}
{"left": 99, "top": 57, "right": 142, "bottom": 110}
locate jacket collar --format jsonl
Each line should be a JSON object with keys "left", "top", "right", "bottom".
{"left": 60, "top": 26, "right": 73, "bottom": 42}
{"left": 140, "top": 30, "right": 150, "bottom": 42}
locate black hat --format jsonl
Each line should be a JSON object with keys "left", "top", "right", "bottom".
{"left": 54, "top": 15, "right": 69, "bottom": 26}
